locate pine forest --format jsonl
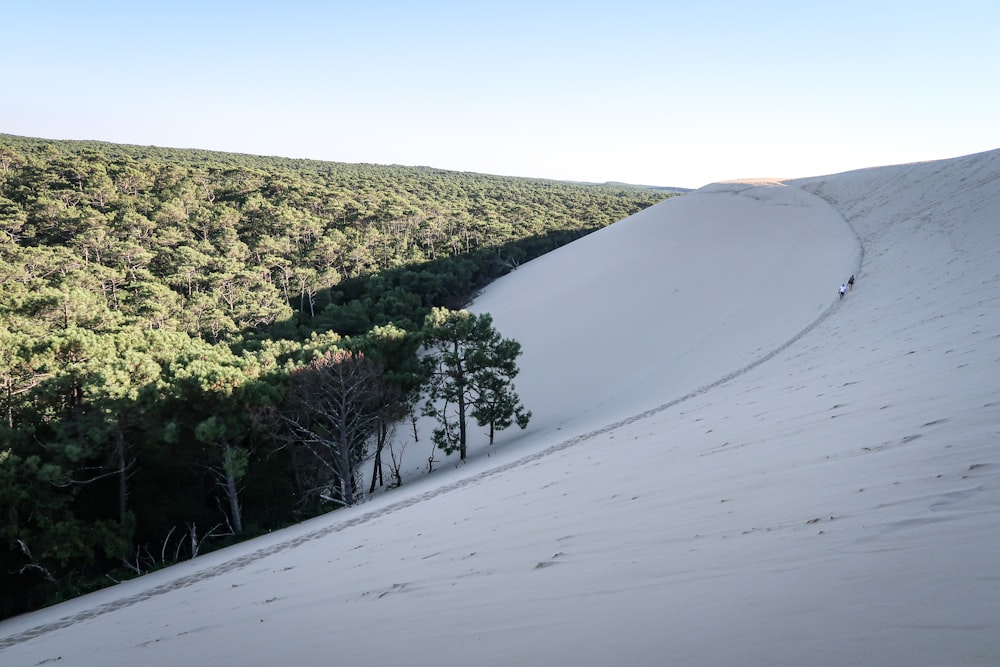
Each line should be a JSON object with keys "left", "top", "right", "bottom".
{"left": 0, "top": 134, "right": 676, "bottom": 618}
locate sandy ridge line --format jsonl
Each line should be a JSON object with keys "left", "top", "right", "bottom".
{"left": 0, "top": 183, "right": 863, "bottom": 651}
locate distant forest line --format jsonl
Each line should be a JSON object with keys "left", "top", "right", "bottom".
{"left": 0, "top": 134, "right": 677, "bottom": 619}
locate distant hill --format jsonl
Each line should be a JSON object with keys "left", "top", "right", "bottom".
{"left": 599, "top": 181, "right": 692, "bottom": 193}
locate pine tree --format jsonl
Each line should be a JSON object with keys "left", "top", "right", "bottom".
{"left": 420, "top": 308, "right": 530, "bottom": 460}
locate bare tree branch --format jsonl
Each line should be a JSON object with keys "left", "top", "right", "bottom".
{"left": 15, "top": 539, "right": 57, "bottom": 583}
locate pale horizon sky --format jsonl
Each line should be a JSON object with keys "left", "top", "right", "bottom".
{"left": 5, "top": 1, "right": 998, "bottom": 189}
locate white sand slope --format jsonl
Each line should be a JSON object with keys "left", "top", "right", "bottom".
{"left": 471, "top": 178, "right": 858, "bottom": 438}
{"left": 1, "top": 150, "right": 998, "bottom": 667}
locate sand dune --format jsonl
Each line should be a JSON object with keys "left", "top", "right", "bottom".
{"left": 2, "top": 149, "right": 998, "bottom": 666}
{"left": 472, "top": 177, "right": 858, "bottom": 438}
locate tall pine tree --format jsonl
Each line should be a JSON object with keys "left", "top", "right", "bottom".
{"left": 420, "top": 308, "right": 530, "bottom": 460}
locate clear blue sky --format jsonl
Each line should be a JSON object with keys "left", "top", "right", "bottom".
{"left": 4, "top": 1, "right": 998, "bottom": 188}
